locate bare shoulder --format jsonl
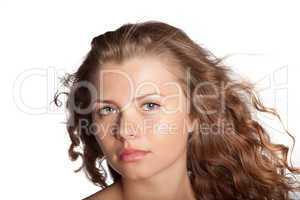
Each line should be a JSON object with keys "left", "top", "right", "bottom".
{"left": 82, "top": 181, "right": 122, "bottom": 200}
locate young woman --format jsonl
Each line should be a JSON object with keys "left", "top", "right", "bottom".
{"left": 54, "top": 20, "right": 300, "bottom": 200}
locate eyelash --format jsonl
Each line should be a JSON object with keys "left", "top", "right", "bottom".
{"left": 142, "top": 102, "right": 160, "bottom": 112}
{"left": 97, "top": 102, "right": 161, "bottom": 116}
{"left": 98, "top": 106, "right": 118, "bottom": 116}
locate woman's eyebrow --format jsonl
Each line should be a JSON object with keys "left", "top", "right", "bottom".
{"left": 96, "top": 92, "right": 164, "bottom": 105}
{"left": 134, "top": 92, "right": 163, "bottom": 100}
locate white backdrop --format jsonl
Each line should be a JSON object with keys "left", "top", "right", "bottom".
{"left": 1, "top": 0, "right": 299, "bottom": 199}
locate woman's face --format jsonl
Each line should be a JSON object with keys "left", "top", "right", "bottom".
{"left": 91, "top": 55, "right": 193, "bottom": 180}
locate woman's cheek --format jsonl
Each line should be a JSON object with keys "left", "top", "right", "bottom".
{"left": 157, "top": 114, "right": 188, "bottom": 151}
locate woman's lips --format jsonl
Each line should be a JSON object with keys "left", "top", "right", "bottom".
{"left": 118, "top": 148, "right": 151, "bottom": 162}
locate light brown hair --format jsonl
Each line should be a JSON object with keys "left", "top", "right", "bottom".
{"left": 54, "top": 20, "right": 300, "bottom": 199}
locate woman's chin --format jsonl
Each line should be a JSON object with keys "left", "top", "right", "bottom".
{"left": 119, "top": 168, "right": 152, "bottom": 180}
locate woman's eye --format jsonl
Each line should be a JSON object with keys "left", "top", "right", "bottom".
{"left": 98, "top": 106, "right": 117, "bottom": 116}
{"left": 142, "top": 102, "right": 160, "bottom": 111}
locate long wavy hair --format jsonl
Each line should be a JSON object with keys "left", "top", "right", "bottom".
{"left": 54, "top": 20, "right": 300, "bottom": 199}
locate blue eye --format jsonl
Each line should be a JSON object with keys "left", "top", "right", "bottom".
{"left": 98, "top": 106, "right": 117, "bottom": 116}
{"left": 142, "top": 102, "right": 160, "bottom": 111}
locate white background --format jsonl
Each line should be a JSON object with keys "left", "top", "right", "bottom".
{"left": 1, "top": 0, "right": 299, "bottom": 199}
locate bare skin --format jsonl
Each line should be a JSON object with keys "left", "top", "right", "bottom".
{"left": 84, "top": 55, "right": 197, "bottom": 200}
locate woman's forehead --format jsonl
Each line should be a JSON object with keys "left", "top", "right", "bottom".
{"left": 94, "top": 56, "right": 184, "bottom": 98}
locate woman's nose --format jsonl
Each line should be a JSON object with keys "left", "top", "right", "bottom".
{"left": 113, "top": 105, "right": 141, "bottom": 141}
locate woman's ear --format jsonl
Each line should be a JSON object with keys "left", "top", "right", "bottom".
{"left": 186, "top": 115, "right": 195, "bottom": 143}
{"left": 186, "top": 115, "right": 195, "bottom": 133}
